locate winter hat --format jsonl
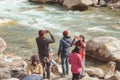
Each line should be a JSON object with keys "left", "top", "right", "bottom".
{"left": 39, "top": 30, "right": 45, "bottom": 37}
{"left": 31, "top": 55, "right": 39, "bottom": 62}
{"left": 63, "top": 30, "right": 69, "bottom": 36}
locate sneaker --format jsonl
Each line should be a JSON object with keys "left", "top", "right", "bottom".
{"left": 79, "top": 75, "right": 85, "bottom": 79}
{"left": 60, "top": 74, "right": 65, "bottom": 78}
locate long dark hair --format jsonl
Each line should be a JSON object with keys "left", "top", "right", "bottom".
{"left": 79, "top": 35, "right": 85, "bottom": 42}
{"left": 72, "top": 47, "right": 79, "bottom": 53}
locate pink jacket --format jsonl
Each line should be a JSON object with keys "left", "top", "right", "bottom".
{"left": 69, "top": 52, "right": 82, "bottom": 74}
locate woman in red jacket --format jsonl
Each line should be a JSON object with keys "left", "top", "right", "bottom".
{"left": 69, "top": 47, "right": 82, "bottom": 80}
{"left": 72, "top": 35, "right": 86, "bottom": 77}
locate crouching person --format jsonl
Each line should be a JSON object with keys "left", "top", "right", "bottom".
{"left": 23, "top": 55, "right": 43, "bottom": 80}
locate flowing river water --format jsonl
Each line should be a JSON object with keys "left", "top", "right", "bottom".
{"left": 0, "top": 0, "right": 120, "bottom": 59}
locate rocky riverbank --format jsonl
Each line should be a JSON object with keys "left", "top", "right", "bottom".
{"left": 0, "top": 36, "right": 120, "bottom": 80}
{"left": 28, "top": 0, "right": 120, "bottom": 11}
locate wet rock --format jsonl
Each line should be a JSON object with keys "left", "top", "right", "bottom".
{"left": 0, "top": 38, "right": 6, "bottom": 53}
{"left": 86, "top": 67, "right": 105, "bottom": 78}
{"left": 86, "top": 36, "right": 120, "bottom": 62}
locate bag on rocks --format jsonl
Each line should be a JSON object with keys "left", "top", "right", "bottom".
{"left": 22, "top": 74, "right": 42, "bottom": 80}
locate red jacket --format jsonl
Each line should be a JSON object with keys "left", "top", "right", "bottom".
{"left": 69, "top": 52, "right": 82, "bottom": 74}
{"left": 72, "top": 40, "right": 86, "bottom": 59}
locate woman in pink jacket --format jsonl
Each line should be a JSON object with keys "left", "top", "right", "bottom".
{"left": 69, "top": 47, "right": 82, "bottom": 80}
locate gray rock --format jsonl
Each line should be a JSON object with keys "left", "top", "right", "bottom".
{"left": 81, "top": 75, "right": 99, "bottom": 80}
{"left": 0, "top": 59, "right": 9, "bottom": 68}
{"left": 105, "top": 0, "right": 120, "bottom": 9}
{"left": 0, "top": 54, "right": 27, "bottom": 80}
{"left": 86, "top": 36, "right": 120, "bottom": 62}
{"left": 106, "top": 75, "right": 120, "bottom": 80}
{"left": 0, "top": 67, "right": 11, "bottom": 79}
{"left": 86, "top": 67, "right": 105, "bottom": 78}
{"left": 104, "top": 61, "right": 116, "bottom": 79}
{"left": 99, "top": 0, "right": 106, "bottom": 6}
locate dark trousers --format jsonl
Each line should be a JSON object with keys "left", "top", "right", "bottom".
{"left": 72, "top": 73, "right": 80, "bottom": 80}
{"left": 40, "top": 57, "right": 50, "bottom": 79}
{"left": 61, "top": 56, "right": 69, "bottom": 75}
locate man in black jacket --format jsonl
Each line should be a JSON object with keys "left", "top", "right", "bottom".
{"left": 36, "top": 30, "right": 55, "bottom": 79}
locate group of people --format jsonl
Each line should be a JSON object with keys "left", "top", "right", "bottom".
{"left": 58, "top": 30, "right": 86, "bottom": 80}
{"left": 25, "top": 30, "right": 86, "bottom": 80}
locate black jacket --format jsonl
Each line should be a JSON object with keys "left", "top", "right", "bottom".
{"left": 36, "top": 33, "right": 55, "bottom": 58}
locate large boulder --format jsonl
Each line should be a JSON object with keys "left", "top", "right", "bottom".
{"left": 86, "top": 36, "right": 120, "bottom": 62}
{"left": 63, "top": 0, "right": 98, "bottom": 11}
{"left": 0, "top": 38, "right": 6, "bottom": 53}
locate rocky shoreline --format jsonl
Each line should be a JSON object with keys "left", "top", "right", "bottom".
{"left": 0, "top": 36, "right": 120, "bottom": 80}
{"left": 28, "top": 0, "right": 120, "bottom": 11}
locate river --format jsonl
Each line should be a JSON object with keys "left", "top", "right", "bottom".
{"left": 0, "top": 0, "right": 120, "bottom": 59}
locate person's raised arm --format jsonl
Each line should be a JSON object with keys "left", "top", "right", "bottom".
{"left": 46, "top": 30, "right": 55, "bottom": 43}
{"left": 80, "top": 38, "right": 86, "bottom": 48}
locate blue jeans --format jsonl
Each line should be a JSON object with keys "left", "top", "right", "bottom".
{"left": 80, "top": 58, "right": 85, "bottom": 77}
{"left": 61, "top": 56, "right": 69, "bottom": 75}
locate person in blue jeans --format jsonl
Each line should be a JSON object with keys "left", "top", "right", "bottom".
{"left": 58, "top": 30, "right": 72, "bottom": 76}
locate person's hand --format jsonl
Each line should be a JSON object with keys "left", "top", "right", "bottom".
{"left": 74, "top": 36, "right": 80, "bottom": 39}
{"left": 80, "top": 37, "right": 83, "bottom": 42}
{"left": 47, "top": 30, "right": 51, "bottom": 34}
{"left": 74, "top": 36, "right": 77, "bottom": 39}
